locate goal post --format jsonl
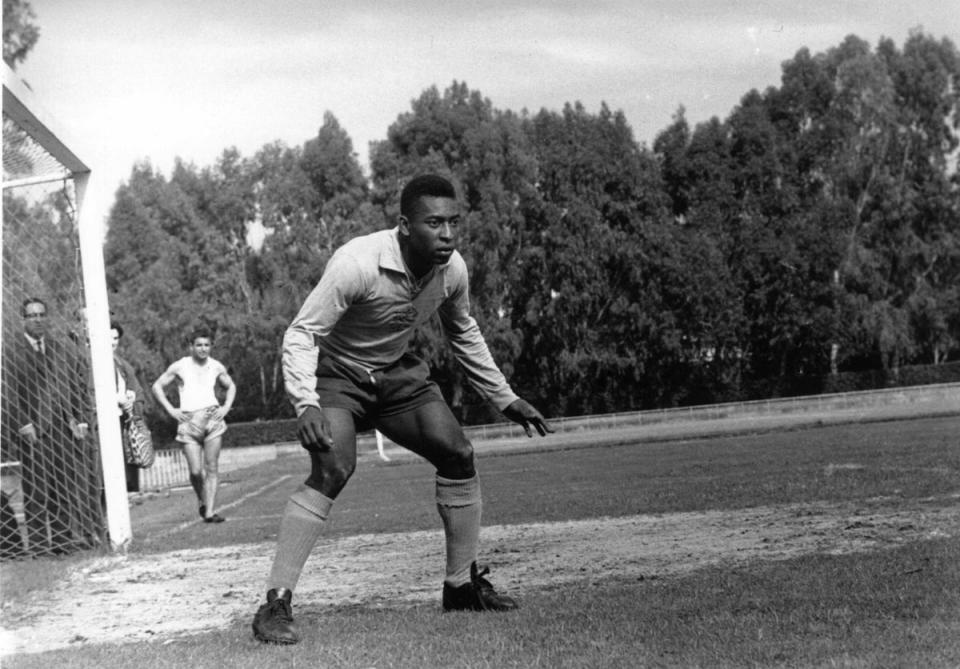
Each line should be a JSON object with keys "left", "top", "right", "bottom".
{"left": 2, "top": 61, "right": 131, "bottom": 553}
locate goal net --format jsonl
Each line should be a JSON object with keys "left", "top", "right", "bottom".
{"left": 2, "top": 63, "right": 130, "bottom": 557}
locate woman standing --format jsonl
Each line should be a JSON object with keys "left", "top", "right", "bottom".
{"left": 111, "top": 322, "right": 144, "bottom": 493}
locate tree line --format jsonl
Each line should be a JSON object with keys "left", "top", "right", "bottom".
{"left": 93, "top": 30, "right": 960, "bottom": 424}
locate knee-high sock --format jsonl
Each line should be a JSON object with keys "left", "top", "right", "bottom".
{"left": 436, "top": 474, "right": 482, "bottom": 587}
{"left": 267, "top": 485, "right": 333, "bottom": 592}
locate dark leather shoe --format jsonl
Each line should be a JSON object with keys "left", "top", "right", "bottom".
{"left": 442, "top": 562, "right": 519, "bottom": 612}
{"left": 252, "top": 588, "right": 300, "bottom": 644}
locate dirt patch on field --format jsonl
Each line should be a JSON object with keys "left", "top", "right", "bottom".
{"left": 2, "top": 494, "right": 958, "bottom": 656}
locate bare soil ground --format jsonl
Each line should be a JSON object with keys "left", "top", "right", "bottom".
{"left": 2, "top": 492, "right": 957, "bottom": 656}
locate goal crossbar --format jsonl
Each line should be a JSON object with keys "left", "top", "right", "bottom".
{"left": 3, "top": 64, "right": 89, "bottom": 179}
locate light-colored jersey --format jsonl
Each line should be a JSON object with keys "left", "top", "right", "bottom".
{"left": 167, "top": 356, "right": 227, "bottom": 411}
{"left": 283, "top": 228, "right": 518, "bottom": 416}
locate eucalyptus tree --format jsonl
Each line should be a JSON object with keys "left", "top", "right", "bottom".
{"left": 655, "top": 31, "right": 960, "bottom": 395}
{"left": 105, "top": 161, "right": 219, "bottom": 368}
{"left": 300, "top": 112, "right": 371, "bottom": 256}
{"left": 2, "top": 0, "right": 39, "bottom": 68}
{"left": 516, "top": 102, "right": 684, "bottom": 414}
{"left": 104, "top": 112, "right": 374, "bottom": 420}
{"left": 771, "top": 32, "right": 960, "bottom": 373}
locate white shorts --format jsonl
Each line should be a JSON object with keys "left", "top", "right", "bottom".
{"left": 176, "top": 406, "right": 226, "bottom": 444}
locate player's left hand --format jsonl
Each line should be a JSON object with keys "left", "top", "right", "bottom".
{"left": 503, "top": 398, "right": 554, "bottom": 438}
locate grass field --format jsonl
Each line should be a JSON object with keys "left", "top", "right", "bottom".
{"left": 1, "top": 414, "right": 959, "bottom": 668}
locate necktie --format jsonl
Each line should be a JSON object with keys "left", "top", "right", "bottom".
{"left": 35, "top": 340, "right": 53, "bottom": 435}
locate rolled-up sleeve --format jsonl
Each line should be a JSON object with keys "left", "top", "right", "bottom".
{"left": 437, "top": 266, "right": 519, "bottom": 411}
{"left": 282, "top": 252, "right": 363, "bottom": 416}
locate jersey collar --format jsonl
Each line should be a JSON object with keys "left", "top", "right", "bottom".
{"left": 379, "top": 228, "right": 407, "bottom": 275}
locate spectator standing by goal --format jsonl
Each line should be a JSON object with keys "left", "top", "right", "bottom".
{"left": 2, "top": 297, "right": 90, "bottom": 555}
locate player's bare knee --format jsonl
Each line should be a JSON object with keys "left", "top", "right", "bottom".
{"left": 306, "top": 456, "right": 354, "bottom": 495}
{"left": 436, "top": 439, "right": 475, "bottom": 479}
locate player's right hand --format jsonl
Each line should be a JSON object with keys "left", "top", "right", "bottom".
{"left": 297, "top": 406, "right": 336, "bottom": 452}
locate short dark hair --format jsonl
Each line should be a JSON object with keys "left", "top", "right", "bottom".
{"left": 189, "top": 328, "right": 213, "bottom": 344}
{"left": 22, "top": 297, "right": 46, "bottom": 317}
{"left": 400, "top": 174, "right": 456, "bottom": 219}
{"left": 110, "top": 321, "right": 124, "bottom": 339}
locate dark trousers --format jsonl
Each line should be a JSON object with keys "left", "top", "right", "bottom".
{"left": 125, "top": 462, "right": 141, "bottom": 492}
{"left": 0, "top": 490, "right": 23, "bottom": 558}
{"left": 19, "top": 435, "right": 76, "bottom": 554}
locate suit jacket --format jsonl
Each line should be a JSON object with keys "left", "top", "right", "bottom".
{"left": 2, "top": 333, "right": 86, "bottom": 448}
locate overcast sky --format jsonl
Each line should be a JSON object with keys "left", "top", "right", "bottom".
{"left": 12, "top": 0, "right": 960, "bottom": 230}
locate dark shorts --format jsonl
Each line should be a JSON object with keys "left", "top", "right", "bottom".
{"left": 316, "top": 352, "right": 444, "bottom": 430}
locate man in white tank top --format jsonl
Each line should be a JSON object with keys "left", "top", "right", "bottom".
{"left": 152, "top": 330, "right": 236, "bottom": 523}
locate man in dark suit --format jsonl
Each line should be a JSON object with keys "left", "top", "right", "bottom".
{"left": 2, "top": 297, "right": 89, "bottom": 555}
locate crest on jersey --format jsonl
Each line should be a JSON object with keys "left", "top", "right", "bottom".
{"left": 385, "top": 305, "right": 419, "bottom": 331}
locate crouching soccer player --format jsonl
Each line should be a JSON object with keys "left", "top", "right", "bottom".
{"left": 252, "top": 174, "right": 553, "bottom": 644}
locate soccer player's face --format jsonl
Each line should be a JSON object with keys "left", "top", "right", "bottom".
{"left": 191, "top": 337, "right": 211, "bottom": 360}
{"left": 402, "top": 196, "right": 460, "bottom": 268}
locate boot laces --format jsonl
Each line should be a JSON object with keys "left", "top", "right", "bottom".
{"left": 267, "top": 597, "right": 293, "bottom": 622}
{"left": 471, "top": 565, "right": 495, "bottom": 593}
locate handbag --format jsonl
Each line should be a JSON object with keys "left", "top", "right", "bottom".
{"left": 123, "top": 411, "right": 155, "bottom": 468}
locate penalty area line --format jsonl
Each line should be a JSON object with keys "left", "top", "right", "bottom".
{"left": 156, "top": 474, "right": 294, "bottom": 537}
